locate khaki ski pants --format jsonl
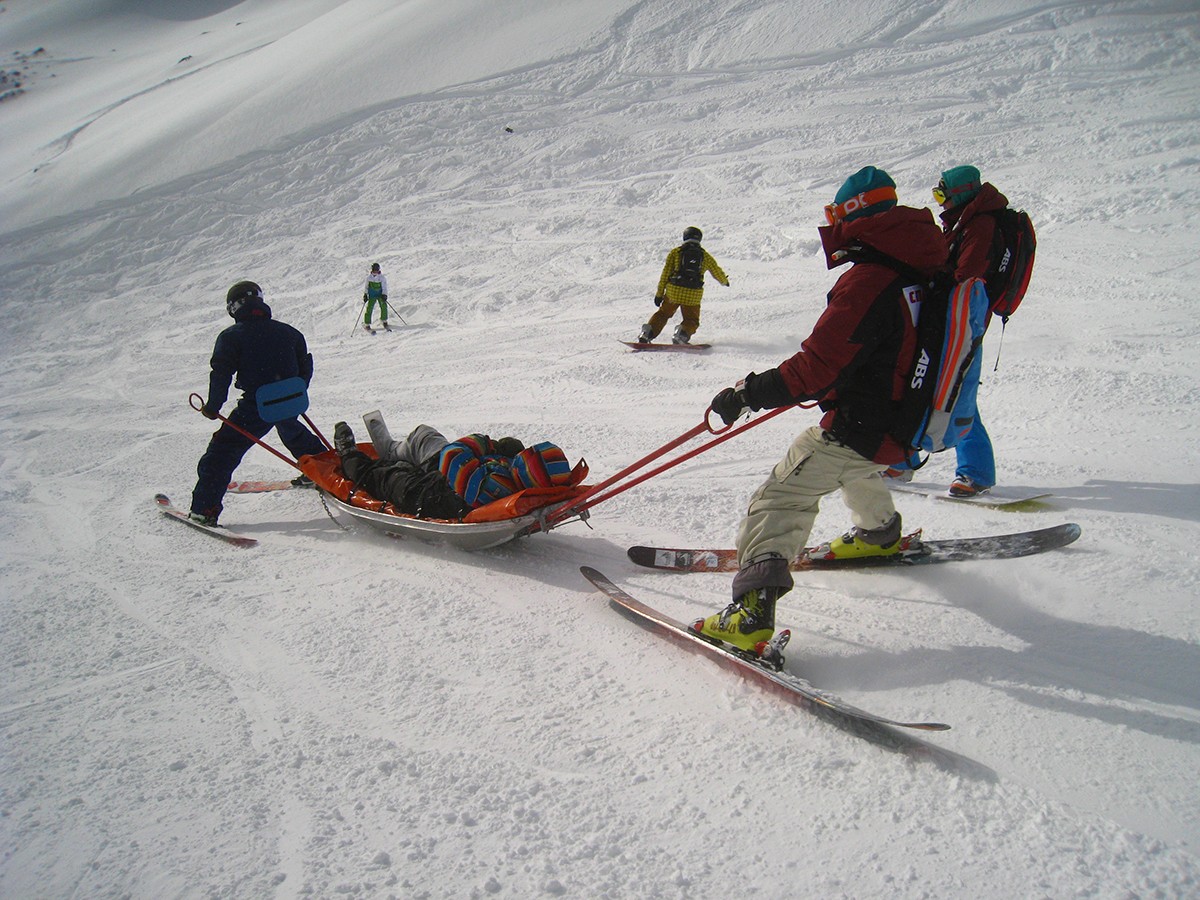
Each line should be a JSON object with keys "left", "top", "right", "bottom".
{"left": 736, "top": 425, "right": 897, "bottom": 566}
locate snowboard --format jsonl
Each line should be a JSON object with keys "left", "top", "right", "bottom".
{"left": 580, "top": 566, "right": 949, "bottom": 731}
{"left": 627, "top": 523, "right": 1081, "bottom": 573}
{"left": 887, "top": 480, "right": 1052, "bottom": 509}
{"left": 154, "top": 494, "right": 258, "bottom": 547}
{"left": 620, "top": 340, "right": 711, "bottom": 352}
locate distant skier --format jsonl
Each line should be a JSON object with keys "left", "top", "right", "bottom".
{"left": 362, "top": 263, "right": 389, "bottom": 331}
{"left": 189, "top": 281, "right": 325, "bottom": 525}
{"left": 637, "top": 226, "right": 729, "bottom": 345}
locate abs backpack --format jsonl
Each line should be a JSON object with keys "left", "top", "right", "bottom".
{"left": 668, "top": 242, "right": 705, "bottom": 289}
{"left": 983, "top": 208, "right": 1036, "bottom": 321}
{"left": 858, "top": 248, "right": 989, "bottom": 455}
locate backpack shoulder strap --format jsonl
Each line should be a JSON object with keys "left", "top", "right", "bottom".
{"left": 841, "top": 242, "right": 932, "bottom": 287}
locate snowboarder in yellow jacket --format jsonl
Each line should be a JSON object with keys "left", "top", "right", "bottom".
{"left": 637, "top": 226, "right": 729, "bottom": 345}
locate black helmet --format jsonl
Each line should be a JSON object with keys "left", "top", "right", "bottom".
{"left": 226, "top": 280, "right": 263, "bottom": 318}
{"left": 682, "top": 226, "right": 702, "bottom": 242}
{"left": 371, "top": 262, "right": 381, "bottom": 273}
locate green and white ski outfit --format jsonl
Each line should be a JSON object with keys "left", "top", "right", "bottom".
{"left": 363, "top": 271, "right": 389, "bottom": 325}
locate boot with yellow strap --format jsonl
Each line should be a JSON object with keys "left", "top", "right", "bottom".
{"left": 808, "top": 512, "right": 903, "bottom": 560}
{"left": 694, "top": 586, "right": 783, "bottom": 654}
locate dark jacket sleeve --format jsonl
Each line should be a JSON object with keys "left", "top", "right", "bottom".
{"left": 206, "top": 330, "right": 238, "bottom": 411}
{"left": 295, "top": 331, "right": 314, "bottom": 384}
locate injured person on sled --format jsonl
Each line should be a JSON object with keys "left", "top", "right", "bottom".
{"left": 333, "top": 411, "right": 583, "bottom": 520}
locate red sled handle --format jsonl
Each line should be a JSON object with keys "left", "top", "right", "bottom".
{"left": 546, "top": 402, "right": 810, "bottom": 526}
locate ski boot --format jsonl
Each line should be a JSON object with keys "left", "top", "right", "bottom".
{"left": 693, "top": 587, "right": 782, "bottom": 657}
{"left": 809, "top": 512, "right": 903, "bottom": 561}
{"left": 334, "top": 421, "right": 357, "bottom": 456}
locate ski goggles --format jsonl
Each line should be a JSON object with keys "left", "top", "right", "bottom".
{"left": 933, "top": 178, "right": 980, "bottom": 206}
{"left": 823, "top": 186, "right": 897, "bottom": 225}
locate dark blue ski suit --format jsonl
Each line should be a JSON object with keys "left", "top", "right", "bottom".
{"left": 190, "top": 297, "right": 324, "bottom": 520}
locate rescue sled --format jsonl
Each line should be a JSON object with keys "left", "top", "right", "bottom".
{"left": 296, "top": 444, "right": 590, "bottom": 551}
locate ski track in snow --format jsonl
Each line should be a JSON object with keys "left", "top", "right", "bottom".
{"left": 1, "top": 0, "right": 1199, "bottom": 897}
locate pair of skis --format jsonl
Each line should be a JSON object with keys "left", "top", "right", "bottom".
{"left": 583, "top": 522, "right": 1082, "bottom": 733}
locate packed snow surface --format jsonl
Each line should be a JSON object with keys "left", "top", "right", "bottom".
{"left": 1, "top": 1, "right": 1198, "bottom": 897}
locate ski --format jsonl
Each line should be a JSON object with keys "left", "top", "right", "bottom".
{"left": 627, "top": 523, "right": 1081, "bottom": 572}
{"left": 620, "top": 340, "right": 711, "bottom": 352}
{"left": 226, "top": 479, "right": 312, "bottom": 493}
{"left": 580, "top": 566, "right": 949, "bottom": 731}
{"left": 154, "top": 494, "right": 258, "bottom": 547}
{"left": 887, "top": 481, "right": 1052, "bottom": 509}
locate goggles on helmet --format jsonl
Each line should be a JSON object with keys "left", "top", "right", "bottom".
{"left": 823, "top": 186, "right": 897, "bottom": 226}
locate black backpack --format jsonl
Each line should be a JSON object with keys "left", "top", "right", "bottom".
{"left": 668, "top": 242, "right": 705, "bottom": 289}
{"left": 957, "top": 208, "right": 1036, "bottom": 322}
{"left": 853, "top": 246, "right": 989, "bottom": 456}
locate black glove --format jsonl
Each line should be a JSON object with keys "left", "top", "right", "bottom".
{"left": 362, "top": 294, "right": 368, "bottom": 303}
{"left": 381, "top": 294, "right": 388, "bottom": 301}
{"left": 711, "top": 386, "right": 750, "bottom": 426}
{"left": 201, "top": 405, "right": 219, "bottom": 420}
{"left": 654, "top": 295, "right": 665, "bottom": 308}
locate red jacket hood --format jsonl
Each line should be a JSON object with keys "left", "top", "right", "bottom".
{"left": 819, "top": 205, "right": 947, "bottom": 275}
{"left": 939, "top": 182, "right": 1009, "bottom": 230}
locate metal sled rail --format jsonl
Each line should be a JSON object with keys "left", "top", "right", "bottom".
{"left": 323, "top": 492, "right": 543, "bottom": 551}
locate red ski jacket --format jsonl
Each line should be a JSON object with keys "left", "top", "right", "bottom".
{"left": 744, "top": 204, "right": 948, "bottom": 464}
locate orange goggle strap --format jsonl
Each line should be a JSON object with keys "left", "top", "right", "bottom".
{"left": 824, "top": 186, "right": 898, "bottom": 225}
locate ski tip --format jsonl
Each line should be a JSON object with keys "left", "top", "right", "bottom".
{"left": 579, "top": 565, "right": 610, "bottom": 587}
{"left": 626, "top": 546, "right": 654, "bottom": 566}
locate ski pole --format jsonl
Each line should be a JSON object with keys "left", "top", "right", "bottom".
{"left": 348, "top": 297, "right": 366, "bottom": 337}
{"left": 382, "top": 298, "right": 407, "bottom": 326}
